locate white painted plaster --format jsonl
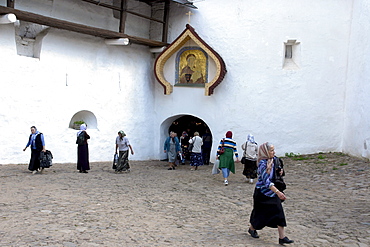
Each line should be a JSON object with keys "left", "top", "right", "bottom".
{"left": 158, "top": 0, "right": 353, "bottom": 160}
{"left": 1, "top": 0, "right": 369, "bottom": 165}
{"left": 342, "top": 0, "right": 370, "bottom": 159}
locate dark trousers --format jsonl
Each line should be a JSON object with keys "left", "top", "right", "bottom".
{"left": 202, "top": 147, "right": 211, "bottom": 165}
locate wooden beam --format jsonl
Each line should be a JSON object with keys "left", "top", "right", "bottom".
{"left": 162, "top": 0, "right": 170, "bottom": 43}
{"left": 81, "top": 0, "right": 164, "bottom": 23}
{"left": 119, "top": 0, "right": 127, "bottom": 33}
{"left": 0, "top": 6, "right": 167, "bottom": 47}
{"left": 82, "top": 0, "right": 122, "bottom": 11}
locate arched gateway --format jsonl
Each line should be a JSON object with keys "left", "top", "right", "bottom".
{"left": 159, "top": 114, "right": 213, "bottom": 161}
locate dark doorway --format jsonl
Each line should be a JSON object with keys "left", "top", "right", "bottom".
{"left": 168, "top": 115, "right": 213, "bottom": 165}
{"left": 168, "top": 115, "right": 210, "bottom": 138}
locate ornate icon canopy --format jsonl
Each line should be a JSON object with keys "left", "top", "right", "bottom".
{"left": 154, "top": 24, "right": 227, "bottom": 96}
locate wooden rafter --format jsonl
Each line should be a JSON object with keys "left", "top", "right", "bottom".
{"left": 81, "top": 0, "right": 164, "bottom": 24}
{"left": 0, "top": 6, "right": 168, "bottom": 47}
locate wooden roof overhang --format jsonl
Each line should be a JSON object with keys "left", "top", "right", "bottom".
{"left": 0, "top": 1, "right": 180, "bottom": 47}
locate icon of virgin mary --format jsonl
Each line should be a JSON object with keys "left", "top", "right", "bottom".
{"left": 179, "top": 52, "right": 205, "bottom": 84}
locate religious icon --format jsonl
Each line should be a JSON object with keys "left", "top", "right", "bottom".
{"left": 154, "top": 24, "right": 226, "bottom": 95}
{"left": 178, "top": 49, "right": 207, "bottom": 84}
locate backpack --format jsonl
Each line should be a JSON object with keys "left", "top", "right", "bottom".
{"left": 76, "top": 131, "right": 85, "bottom": 145}
{"left": 273, "top": 157, "right": 286, "bottom": 192}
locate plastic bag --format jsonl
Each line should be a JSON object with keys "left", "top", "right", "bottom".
{"left": 212, "top": 159, "right": 220, "bottom": 175}
{"left": 112, "top": 153, "right": 118, "bottom": 170}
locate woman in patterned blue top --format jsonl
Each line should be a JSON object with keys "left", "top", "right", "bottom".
{"left": 248, "top": 142, "right": 294, "bottom": 245}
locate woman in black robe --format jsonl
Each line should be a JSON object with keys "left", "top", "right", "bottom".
{"left": 76, "top": 124, "right": 90, "bottom": 173}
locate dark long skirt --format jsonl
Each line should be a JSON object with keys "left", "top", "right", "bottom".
{"left": 116, "top": 150, "right": 130, "bottom": 172}
{"left": 77, "top": 144, "right": 90, "bottom": 171}
{"left": 28, "top": 149, "right": 41, "bottom": 171}
{"left": 190, "top": 152, "right": 203, "bottom": 167}
{"left": 242, "top": 159, "right": 257, "bottom": 178}
{"left": 250, "top": 188, "right": 287, "bottom": 230}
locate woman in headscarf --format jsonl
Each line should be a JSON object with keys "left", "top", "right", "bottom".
{"left": 216, "top": 131, "right": 239, "bottom": 185}
{"left": 164, "top": 131, "right": 181, "bottom": 170}
{"left": 23, "top": 126, "right": 46, "bottom": 174}
{"left": 76, "top": 123, "right": 90, "bottom": 173}
{"left": 241, "top": 134, "right": 258, "bottom": 183}
{"left": 115, "top": 130, "right": 134, "bottom": 173}
{"left": 189, "top": 131, "right": 203, "bottom": 170}
{"left": 179, "top": 131, "right": 190, "bottom": 164}
{"left": 248, "top": 142, "right": 294, "bottom": 245}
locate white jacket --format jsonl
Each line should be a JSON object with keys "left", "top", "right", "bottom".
{"left": 241, "top": 141, "right": 258, "bottom": 160}
{"left": 189, "top": 136, "right": 203, "bottom": 153}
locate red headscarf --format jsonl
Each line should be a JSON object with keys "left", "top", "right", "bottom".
{"left": 225, "top": 131, "right": 232, "bottom": 138}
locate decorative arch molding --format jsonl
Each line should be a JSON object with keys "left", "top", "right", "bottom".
{"left": 69, "top": 110, "right": 98, "bottom": 130}
{"left": 154, "top": 24, "right": 227, "bottom": 96}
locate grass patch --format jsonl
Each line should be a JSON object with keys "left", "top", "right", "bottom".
{"left": 332, "top": 167, "right": 338, "bottom": 170}
{"left": 315, "top": 161, "right": 326, "bottom": 164}
{"left": 292, "top": 156, "right": 311, "bottom": 161}
{"left": 339, "top": 163, "right": 348, "bottom": 166}
{"left": 285, "top": 152, "right": 311, "bottom": 160}
{"left": 285, "top": 152, "right": 300, "bottom": 158}
{"left": 317, "top": 155, "right": 325, "bottom": 159}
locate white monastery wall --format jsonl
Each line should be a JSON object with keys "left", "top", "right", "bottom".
{"left": 155, "top": 0, "right": 353, "bottom": 160}
{"left": 343, "top": 0, "right": 370, "bottom": 159}
{"left": 1, "top": 0, "right": 367, "bottom": 164}
{"left": 0, "top": 0, "right": 156, "bottom": 164}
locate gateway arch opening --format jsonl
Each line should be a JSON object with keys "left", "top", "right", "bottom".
{"left": 167, "top": 115, "right": 213, "bottom": 165}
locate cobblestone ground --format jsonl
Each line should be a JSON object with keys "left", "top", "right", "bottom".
{"left": 1, "top": 153, "right": 369, "bottom": 247}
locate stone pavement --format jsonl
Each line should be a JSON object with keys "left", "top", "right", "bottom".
{"left": 0, "top": 153, "right": 369, "bottom": 247}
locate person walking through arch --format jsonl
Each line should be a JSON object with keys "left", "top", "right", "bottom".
{"left": 164, "top": 131, "right": 181, "bottom": 170}
{"left": 189, "top": 132, "right": 203, "bottom": 170}
{"left": 202, "top": 129, "right": 212, "bottom": 165}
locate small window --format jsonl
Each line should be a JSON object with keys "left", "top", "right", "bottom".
{"left": 283, "top": 40, "right": 300, "bottom": 70}
{"left": 285, "top": 45, "right": 293, "bottom": 59}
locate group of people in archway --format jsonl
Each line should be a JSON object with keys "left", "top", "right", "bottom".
{"left": 164, "top": 129, "right": 212, "bottom": 170}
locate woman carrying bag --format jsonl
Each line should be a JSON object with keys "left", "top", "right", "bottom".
{"left": 216, "top": 131, "right": 239, "bottom": 186}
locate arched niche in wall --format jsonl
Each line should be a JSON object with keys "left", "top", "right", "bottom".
{"left": 69, "top": 110, "right": 98, "bottom": 130}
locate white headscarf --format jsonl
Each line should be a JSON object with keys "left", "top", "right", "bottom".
{"left": 77, "top": 124, "right": 87, "bottom": 136}
{"left": 247, "top": 134, "right": 256, "bottom": 144}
